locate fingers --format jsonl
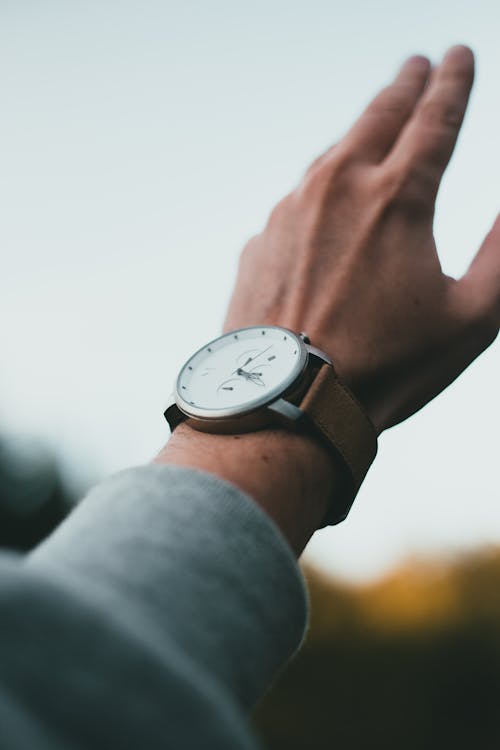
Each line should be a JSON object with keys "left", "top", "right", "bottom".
{"left": 388, "top": 46, "right": 474, "bottom": 196}
{"left": 341, "top": 55, "right": 431, "bottom": 163}
{"left": 460, "top": 213, "right": 500, "bottom": 326}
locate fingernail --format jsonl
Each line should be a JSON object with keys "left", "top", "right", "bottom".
{"left": 399, "top": 55, "right": 431, "bottom": 74}
{"left": 443, "top": 44, "right": 474, "bottom": 65}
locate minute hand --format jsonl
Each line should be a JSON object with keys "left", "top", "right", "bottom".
{"left": 232, "top": 345, "right": 273, "bottom": 375}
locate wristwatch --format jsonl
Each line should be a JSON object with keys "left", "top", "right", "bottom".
{"left": 164, "top": 325, "right": 377, "bottom": 525}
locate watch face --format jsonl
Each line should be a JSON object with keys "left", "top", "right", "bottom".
{"left": 175, "top": 326, "right": 308, "bottom": 419}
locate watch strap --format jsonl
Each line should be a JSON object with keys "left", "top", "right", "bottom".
{"left": 299, "top": 363, "right": 378, "bottom": 525}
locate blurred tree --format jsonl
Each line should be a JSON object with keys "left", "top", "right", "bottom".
{"left": 254, "top": 554, "right": 500, "bottom": 750}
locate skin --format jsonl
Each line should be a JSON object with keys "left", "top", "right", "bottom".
{"left": 158, "top": 46, "right": 500, "bottom": 555}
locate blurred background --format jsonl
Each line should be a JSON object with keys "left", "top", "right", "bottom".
{"left": 0, "top": 1, "right": 499, "bottom": 746}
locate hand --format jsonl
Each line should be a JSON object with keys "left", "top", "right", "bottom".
{"left": 224, "top": 46, "right": 499, "bottom": 434}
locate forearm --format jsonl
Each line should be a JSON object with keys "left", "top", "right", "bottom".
{"left": 26, "top": 464, "right": 308, "bottom": 715}
{"left": 156, "top": 422, "right": 339, "bottom": 556}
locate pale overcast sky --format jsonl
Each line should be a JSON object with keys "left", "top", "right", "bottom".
{"left": 1, "top": 0, "right": 499, "bottom": 580}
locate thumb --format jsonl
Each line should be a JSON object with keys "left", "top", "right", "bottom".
{"left": 459, "top": 213, "right": 500, "bottom": 327}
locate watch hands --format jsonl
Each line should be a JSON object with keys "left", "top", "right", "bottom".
{"left": 218, "top": 370, "right": 266, "bottom": 392}
{"left": 232, "top": 345, "right": 273, "bottom": 375}
{"left": 218, "top": 346, "right": 273, "bottom": 392}
{"left": 236, "top": 369, "right": 265, "bottom": 386}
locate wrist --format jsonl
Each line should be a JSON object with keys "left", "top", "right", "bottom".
{"left": 155, "top": 423, "right": 338, "bottom": 556}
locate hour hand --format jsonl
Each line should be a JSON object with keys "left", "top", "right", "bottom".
{"left": 232, "top": 358, "right": 252, "bottom": 375}
{"left": 232, "top": 345, "right": 273, "bottom": 374}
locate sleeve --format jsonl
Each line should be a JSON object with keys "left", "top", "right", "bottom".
{"left": 0, "top": 465, "right": 308, "bottom": 749}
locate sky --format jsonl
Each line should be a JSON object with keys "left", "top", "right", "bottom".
{"left": 0, "top": 0, "right": 499, "bottom": 581}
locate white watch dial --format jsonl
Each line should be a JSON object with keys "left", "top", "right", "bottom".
{"left": 175, "top": 326, "right": 307, "bottom": 418}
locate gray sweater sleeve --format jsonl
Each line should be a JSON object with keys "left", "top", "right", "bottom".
{"left": 0, "top": 465, "right": 308, "bottom": 749}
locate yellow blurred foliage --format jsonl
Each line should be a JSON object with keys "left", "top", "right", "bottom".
{"left": 254, "top": 547, "right": 500, "bottom": 750}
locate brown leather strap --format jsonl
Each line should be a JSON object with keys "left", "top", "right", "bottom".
{"left": 299, "top": 363, "right": 377, "bottom": 525}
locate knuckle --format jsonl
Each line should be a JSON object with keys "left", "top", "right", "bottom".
{"left": 296, "top": 149, "right": 363, "bottom": 231}
{"left": 453, "top": 287, "right": 500, "bottom": 347}
{"left": 266, "top": 194, "right": 291, "bottom": 227}
{"left": 301, "top": 145, "right": 357, "bottom": 199}
{"left": 303, "top": 145, "right": 336, "bottom": 179}
{"left": 377, "top": 163, "right": 434, "bottom": 217}
{"left": 238, "top": 234, "right": 260, "bottom": 265}
{"left": 419, "top": 97, "right": 463, "bottom": 131}
{"left": 320, "top": 142, "right": 356, "bottom": 179}
{"left": 467, "top": 301, "right": 500, "bottom": 343}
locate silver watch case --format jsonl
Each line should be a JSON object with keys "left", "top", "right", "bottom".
{"left": 164, "top": 327, "right": 331, "bottom": 435}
